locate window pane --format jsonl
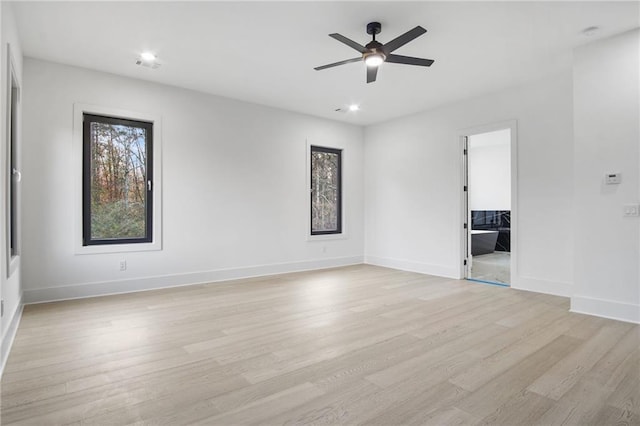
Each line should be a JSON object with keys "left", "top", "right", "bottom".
{"left": 9, "top": 84, "right": 18, "bottom": 256}
{"left": 88, "top": 120, "right": 148, "bottom": 241}
{"left": 311, "top": 147, "right": 341, "bottom": 234}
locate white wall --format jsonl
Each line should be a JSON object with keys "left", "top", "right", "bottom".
{"left": 468, "top": 129, "right": 511, "bottom": 211}
{"left": 572, "top": 29, "right": 640, "bottom": 323}
{"left": 1, "top": 1, "right": 24, "bottom": 373}
{"left": 364, "top": 71, "right": 574, "bottom": 296}
{"left": 21, "top": 58, "right": 364, "bottom": 302}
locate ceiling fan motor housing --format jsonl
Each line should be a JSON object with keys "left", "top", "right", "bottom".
{"left": 365, "top": 40, "right": 384, "bottom": 51}
{"left": 366, "top": 22, "right": 382, "bottom": 36}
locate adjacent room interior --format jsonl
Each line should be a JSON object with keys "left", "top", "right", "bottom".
{"left": 467, "top": 127, "right": 512, "bottom": 286}
{"left": 0, "top": 1, "right": 638, "bottom": 424}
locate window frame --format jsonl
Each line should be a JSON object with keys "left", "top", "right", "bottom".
{"left": 82, "top": 113, "right": 154, "bottom": 246}
{"left": 9, "top": 83, "right": 18, "bottom": 256}
{"left": 5, "top": 44, "right": 21, "bottom": 277}
{"left": 310, "top": 145, "right": 343, "bottom": 236}
{"left": 73, "top": 103, "right": 162, "bottom": 255}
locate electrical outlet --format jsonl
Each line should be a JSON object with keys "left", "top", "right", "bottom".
{"left": 119, "top": 260, "right": 127, "bottom": 271}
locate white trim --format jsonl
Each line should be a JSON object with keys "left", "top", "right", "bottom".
{"left": 512, "top": 276, "right": 572, "bottom": 298}
{"left": 571, "top": 295, "right": 640, "bottom": 324}
{"left": 458, "top": 120, "right": 518, "bottom": 286}
{"left": 365, "top": 255, "right": 459, "bottom": 279}
{"left": 23, "top": 256, "right": 364, "bottom": 304}
{"left": 459, "top": 135, "right": 468, "bottom": 279}
{"left": 306, "top": 139, "right": 348, "bottom": 241}
{"left": 0, "top": 297, "right": 22, "bottom": 379}
{"left": 72, "top": 103, "right": 163, "bottom": 255}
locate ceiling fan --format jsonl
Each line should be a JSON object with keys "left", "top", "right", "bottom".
{"left": 314, "top": 22, "right": 434, "bottom": 83}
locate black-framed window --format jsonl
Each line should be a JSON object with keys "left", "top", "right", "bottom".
{"left": 8, "top": 79, "right": 18, "bottom": 257}
{"left": 83, "top": 114, "right": 153, "bottom": 246}
{"left": 310, "top": 146, "right": 342, "bottom": 235}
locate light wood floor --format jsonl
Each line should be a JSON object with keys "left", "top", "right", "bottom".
{"left": 1, "top": 265, "right": 638, "bottom": 425}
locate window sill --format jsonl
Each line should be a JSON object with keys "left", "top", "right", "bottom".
{"left": 307, "top": 233, "right": 348, "bottom": 242}
{"left": 7, "top": 254, "right": 19, "bottom": 278}
{"left": 75, "top": 240, "right": 161, "bottom": 255}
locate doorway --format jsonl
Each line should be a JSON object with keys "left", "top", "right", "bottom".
{"left": 463, "top": 126, "right": 514, "bottom": 286}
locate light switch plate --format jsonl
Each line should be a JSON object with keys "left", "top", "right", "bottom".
{"left": 605, "top": 173, "right": 621, "bottom": 184}
{"left": 623, "top": 204, "right": 639, "bottom": 217}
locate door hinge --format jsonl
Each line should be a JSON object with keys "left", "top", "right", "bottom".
{"left": 464, "top": 259, "right": 467, "bottom": 266}
{"left": 463, "top": 185, "right": 467, "bottom": 192}
{"left": 1, "top": 300, "right": 4, "bottom": 317}
{"left": 463, "top": 149, "right": 467, "bottom": 155}
{"left": 464, "top": 223, "right": 467, "bottom": 229}
{"left": 147, "top": 180, "right": 152, "bottom": 191}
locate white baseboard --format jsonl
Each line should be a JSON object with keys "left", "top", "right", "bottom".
{"left": 571, "top": 295, "right": 640, "bottom": 324}
{"left": 23, "top": 256, "right": 364, "bottom": 304}
{"left": 364, "top": 255, "right": 459, "bottom": 279}
{"left": 1, "top": 297, "right": 23, "bottom": 379}
{"left": 512, "top": 276, "right": 572, "bottom": 298}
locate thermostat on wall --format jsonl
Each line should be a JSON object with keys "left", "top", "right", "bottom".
{"left": 605, "top": 172, "right": 621, "bottom": 184}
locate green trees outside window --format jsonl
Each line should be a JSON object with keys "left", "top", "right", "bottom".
{"left": 311, "top": 146, "right": 342, "bottom": 234}
{"left": 83, "top": 114, "right": 153, "bottom": 245}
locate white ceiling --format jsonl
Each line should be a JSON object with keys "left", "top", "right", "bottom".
{"left": 12, "top": 1, "right": 639, "bottom": 126}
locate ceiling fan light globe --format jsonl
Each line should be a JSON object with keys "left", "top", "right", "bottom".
{"left": 365, "top": 54, "right": 384, "bottom": 67}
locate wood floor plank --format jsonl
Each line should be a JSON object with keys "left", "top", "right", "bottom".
{"left": 448, "top": 311, "right": 584, "bottom": 392}
{"left": 590, "top": 404, "right": 639, "bottom": 426}
{"left": 583, "top": 327, "right": 640, "bottom": 391}
{"left": 477, "top": 389, "right": 555, "bottom": 425}
{"left": 1, "top": 265, "right": 637, "bottom": 425}
{"left": 2, "top": 346, "right": 187, "bottom": 388}
{"left": 421, "top": 406, "right": 480, "bottom": 426}
{"left": 453, "top": 334, "right": 582, "bottom": 419}
{"left": 535, "top": 379, "right": 614, "bottom": 425}
{"left": 606, "top": 362, "right": 640, "bottom": 415}
{"left": 243, "top": 318, "right": 424, "bottom": 384}
{"left": 365, "top": 323, "right": 508, "bottom": 388}
{"left": 258, "top": 379, "right": 381, "bottom": 426}
{"left": 194, "top": 382, "right": 325, "bottom": 425}
{"left": 363, "top": 380, "right": 469, "bottom": 425}
{"left": 527, "top": 322, "right": 633, "bottom": 400}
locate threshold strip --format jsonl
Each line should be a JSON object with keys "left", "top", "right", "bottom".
{"left": 466, "top": 278, "right": 510, "bottom": 288}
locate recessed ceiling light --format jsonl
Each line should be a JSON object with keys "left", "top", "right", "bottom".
{"left": 136, "top": 53, "right": 161, "bottom": 69}
{"left": 349, "top": 104, "right": 360, "bottom": 112}
{"left": 140, "top": 51, "right": 156, "bottom": 61}
{"left": 581, "top": 26, "right": 600, "bottom": 37}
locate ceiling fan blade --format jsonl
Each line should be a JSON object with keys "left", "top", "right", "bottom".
{"left": 366, "top": 66, "right": 378, "bottom": 83}
{"left": 382, "top": 26, "right": 427, "bottom": 54}
{"left": 314, "top": 57, "right": 362, "bottom": 71}
{"left": 386, "top": 54, "right": 434, "bottom": 67}
{"left": 329, "top": 33, "right": 367, "bottom": 53}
